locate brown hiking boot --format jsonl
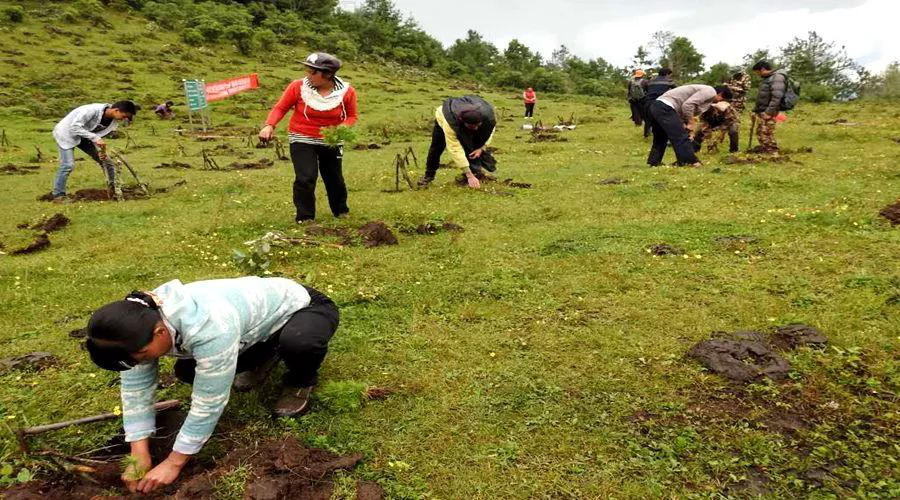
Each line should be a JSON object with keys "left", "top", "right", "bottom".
{"left": 273, "top": 385, "right": 313, "bottom": 418}
{"left": 232, "top": 353, "right": 280, "bottom": 392}
{"left": 417, "top": 176, "right": 434, "bottom": 187}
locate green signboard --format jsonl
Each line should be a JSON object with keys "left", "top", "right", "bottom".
{"left": 183, "top": 79, "right": 208, "bottom": 111}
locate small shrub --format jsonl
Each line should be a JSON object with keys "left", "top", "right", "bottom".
{"left": 321, "top": 125, "right": 358, "bottom": 147}
{"left": 803, "top": 83, "right": 834, "bottom": 103}
{"left": 181, "top": 27, "right": 203, "bottom": 45}
{"left": 3, "top": 6, "right": 25, "bottom": 23}
{"left": 252, "top": 28, "right": 277, "bottom": 52}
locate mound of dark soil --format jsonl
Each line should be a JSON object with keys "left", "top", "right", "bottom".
{"left": 228, "top": 158, "right": 273, "bottom": 170}
{"left": 648, "top": 244, "right": 683, "bottom": 256}
{"left": 503, "top": 179, "right": 532, "bottom": 189}
{"left": 68, "top": 328, "right": 87, "bottom": 339}
{"left": 38, "top": 186, "right": 150, "bottom": 203}
{"left": 688, "top": 334, "right": 790, "bottom": 382}
{"left": 400, "top": 222, "right": 464, "bottom": 235}
{"left": 11, "top": 234, "right": 50, "bottom": 255}
{"left": 879, "top": 200, "right": 900, "bottom": 226}
{"left": 772, "top": 324, "right": 828, "bottom": 350}
{"left": 352, "top": 143, "right": 382, "bottom": 150}
{"left": 723, "top": 154, "right": 796, "bottom": 165}
{"left": 1, "top": 164, "right": 40, "bottom": 175}
{"left": 154, "top": 161, "right": 192, "bottom": 169}
{"left": 529, "top": 133, "right": 567, "bottom": 143}
{"left": 0, "top": 352, "right": 59, "bottom": 374}
{"left": 28, "top": 213, "right": 70, "bottom": 233}
{"left": 358, "top": 221, "right": 398, "bottom": 248}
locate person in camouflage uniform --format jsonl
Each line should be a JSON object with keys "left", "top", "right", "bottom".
{"left": 692, "top": 101, "right": 740, "bottom": 153}
{"left": 752, "top": 60, "right": 788, "bottom": 153}
{"left": 724, "top": 71, "right": 751, "bottom": 152}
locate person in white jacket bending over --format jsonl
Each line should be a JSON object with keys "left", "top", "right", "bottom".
{"left": 50, "top": 100, "right": 139, "bottom": 202}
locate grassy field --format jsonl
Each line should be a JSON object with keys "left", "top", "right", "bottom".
{"left": 1, "top": 4, "right": 898, "bottom": 498}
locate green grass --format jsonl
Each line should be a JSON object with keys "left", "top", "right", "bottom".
{"left": 0, "top": 3, "right": 899, "bottom": 498}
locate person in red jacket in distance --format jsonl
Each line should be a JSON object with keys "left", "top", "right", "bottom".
{"left": 259, "top": 52, "right": 358, "bottom": 222}
{"left": 523, "top": 87, "right": 537, "bottom": 119}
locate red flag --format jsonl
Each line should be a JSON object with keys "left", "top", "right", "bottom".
{"left": 205, "top": 74, "right": 259, "bottom": 102}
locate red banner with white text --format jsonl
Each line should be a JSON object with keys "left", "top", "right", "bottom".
{"left": 205, "top": 74, "right": 259, "bottom": 102}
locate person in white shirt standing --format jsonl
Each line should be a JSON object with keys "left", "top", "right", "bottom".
{"left": 646, "top": 85, "right": 731, "bottom": 167}
{"left": 50, "top": 100, "right": 139, "bottom": 202}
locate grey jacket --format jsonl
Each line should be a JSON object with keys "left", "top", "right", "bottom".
{"left": 52, "top": 103, "right": 118, "bottom": 149}
{"left": 754, "top": 70, "right": 788, "bottom": 115}
{"left": 657, "top": 85, "right": 718, "bottom": 123}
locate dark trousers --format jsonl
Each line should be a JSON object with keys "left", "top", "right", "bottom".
{"left": 647, "top": 100, "right": 700, "bottom": 166}
{"left": 629, "top": 100, "right": 643, "bottom": 126}
{"left": 693, "top": 129, "right": 740, "bottom": 153}
{"left": 290, "top": 142, "right": 348, "bottom": 221}
{"left": 524, "top": 103, "right": 535, "bottom": 117}
{"left": 424, "top": 122, "right": 447, "bottom": 178}
{"left": 174, "top": 287, "right": 340, "bottom": 388}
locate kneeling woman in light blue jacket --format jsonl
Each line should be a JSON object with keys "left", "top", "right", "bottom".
{"left": 85, "top": 276, "right": 339, "bottom": 494}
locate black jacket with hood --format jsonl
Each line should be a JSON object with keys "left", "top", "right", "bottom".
{"left": 441, "top": 95, "right": 496, "bottom": 154}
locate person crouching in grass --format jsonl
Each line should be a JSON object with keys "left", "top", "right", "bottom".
{"left": 85, "top": 276, "right": 339, "bottom": 493}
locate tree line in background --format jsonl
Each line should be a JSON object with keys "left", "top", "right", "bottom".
{"left": 52, "top": 0, "right": 898, "bottom": 100}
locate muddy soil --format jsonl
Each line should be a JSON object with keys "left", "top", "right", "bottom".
{"left": 648, "top": 243, "right": 683, "bottom": 256}
{"left": 0, "top": 352, "right": 59, "bottom": 373}
{"left": 11, "top": 233, "right": 50, "bottom": 255}
{"left": 723, "top": 154, "right": 797, "bottom": 165}
{"left": 352, "top": 143, "right": 382, "bottom": 150}
{"left": 879, "top": 200, "right": 900, "bottom": 226}
{"left": 26, "top": 213, "right": 70, "bottom": 233}
{"left": 1, "top": 163, "right": 40, "bottom": 175}
{"left": 68, "top": 328, "right": 87, "bottom": 339}
{"left": 358, "top": 221, "right": 398, "bottom": 248}
{"left": 688, "top": 334, "right": 790, "bottom": 382}
{"left": 772, "top": 324, "right": 828, "bottom": 350}
{"left": 155, "top": 160, "right": 192, "bottom": 169}
{"left": 227, "top": 158, "right": 273, "bottom": 170}
{"left": 529, "top": 133, "right": 567, "bottom": 143}
{"left": 399, "top": 221, "right": 464, "bottom": 235}
{"left": 503, "top": 179, "right": 532, "bottom": 189}
{"left": 38, "top": 186, "right": 148, "bottom": 202}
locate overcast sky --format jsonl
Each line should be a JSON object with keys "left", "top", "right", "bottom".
{"left": 380, "top": 0, "right": 897, "bottom": 73}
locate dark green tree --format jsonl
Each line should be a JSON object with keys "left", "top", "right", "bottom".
{"left": 779, "top": 31, "right": 865, "bottom": 99}
{"left": 503, "top": 39, "right": 542, "bottom": 72}
{"left": 702, "top": 62, "right": 733, "bottom": 85}
{"left": 660, "top": 36, "right": 704, "bottom": 79}
{"left": 447, "top": 30, "right": 498, "bottom": 77}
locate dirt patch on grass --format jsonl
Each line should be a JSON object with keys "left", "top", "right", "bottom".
{"left": 723, "top": 154, "right": 798, "bottom": 165}
{"left": 503, "top": 178, "right": 532, "bottom": 189}
{"left": 352, "top": 143, "right": 382, "bottom": 150}
{"left": 879, "top": 200, "right": 900, "bottom": 226}
{"left": 771, "top": 324, "right": 828, "bottom": 350}
{"left": 358, "top": 221, "right": 398, "bottom": 248}
{"left": 11, "top": 233, "right": 50, "bottom": 255}
{"left": 688, "top": 333, "right": 791, "bottom": 382}
{"left": 154, "top": 160, "right": 192, "bottom": 169}
{"left": 227, "top": 158, "right": 273, "bottom": 170}
{"left": 648, "top": 243, "right": 684, "bottom": 256}
{"left": 1, "top": 164, "right": 40, "bottom": 175}
{"left": 364, "top": 387, "right": 394, "bottom": 400}
{"left": 25, "top": 213, "right": 70, "bottom": 233}
{"left": 714, "top": 235, "right": 758, "bottom": 252}
{"left": 0, "top": 352, "right": 59, "bottom": 374}
{"left": 598, "top": 177, "right": 628, "bottom": 185}
{"left": 399, "top": 221, "right": 464, "bottom": 235}
{"left": 38, "top": 186, "right": 148, "bottom": 202}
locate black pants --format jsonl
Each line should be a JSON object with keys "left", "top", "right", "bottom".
{"left": 524, "top": 103, "right": 535, "bottom": 117}
{"left": 647, "top": 100, "right": 700, "bottom": 166}
{"left": 693, "top": 129, "right": 740, "bottom": 153}
{"left": 290, "top": 142, "right": 348, "bottom": 221}
{"left": 629, "top": 100, "right": 643, "bottom": 126}
{"left": 174, "top": 287, "right": 340, "bottom": 388}
{"left": 425, "top": 122, "right": 447, "bottom": 178}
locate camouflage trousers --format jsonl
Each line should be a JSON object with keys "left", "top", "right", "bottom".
{"left": 756, "top": 114, "right": 778, "bottom": 151}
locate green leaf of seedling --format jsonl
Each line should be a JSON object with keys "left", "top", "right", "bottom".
{"left": 16, "top": 468, "right": 31, "bottom": 483}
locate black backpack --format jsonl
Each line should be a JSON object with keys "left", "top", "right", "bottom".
{"left": 780, "top": 73, "right": 800, "bottom": 111}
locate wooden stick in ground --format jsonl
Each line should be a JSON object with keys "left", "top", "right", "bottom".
{"left": 110, "top": 150, "right": 150, "bottom": 195}
{"left": 17, "top": 400, "right": 180, "bottom": 452}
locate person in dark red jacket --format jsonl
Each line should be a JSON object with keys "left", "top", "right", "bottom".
{"left": 259, "top": 53, "right": 358, "bottom": 222}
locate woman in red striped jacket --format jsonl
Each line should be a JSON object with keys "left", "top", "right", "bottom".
{"left": 259, "top": 53, "right": 358, "bottom": 222}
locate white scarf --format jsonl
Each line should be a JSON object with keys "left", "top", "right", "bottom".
{"left": 300, "top": 76, "right": 350, "bottom": 111}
